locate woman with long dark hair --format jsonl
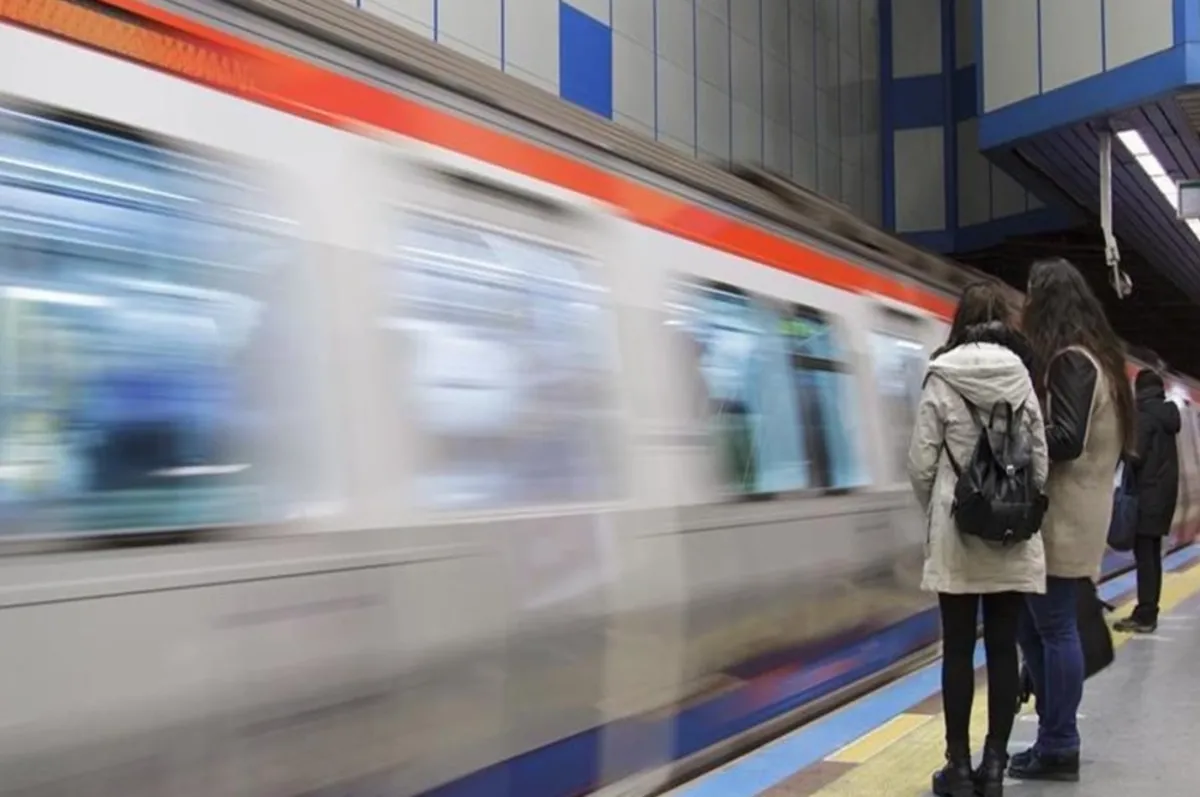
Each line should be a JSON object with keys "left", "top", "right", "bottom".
{"left": 908, "top": 281, "right": 1048, "bottom": 797}
{"left": 1010, "top": 258, "right": 1136, "bottom": 782}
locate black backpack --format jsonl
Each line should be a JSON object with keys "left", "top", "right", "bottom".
{"left": 938, "top": 382, "right": 1048, "bottom": 546}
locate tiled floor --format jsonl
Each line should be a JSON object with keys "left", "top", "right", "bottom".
{"left": 671, "top": 545, "right": 1200, "bottom": 797}
{"left": 1003, "top": 590, "right": 1200, "bottom": 796}
{"left": 799, "top": 566, "right": 1200, "bottom": 796}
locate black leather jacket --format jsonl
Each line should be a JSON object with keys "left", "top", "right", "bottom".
{"left": 1042, "top": 349, "right": 1098, "bottom": 463}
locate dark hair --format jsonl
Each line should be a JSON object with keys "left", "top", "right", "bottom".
{"left": 931, "top": 281, "right": 1035, "bottom": 377}
{"left": 1022, "top": 258, "right": 1136, "bottom": 453}
{"left": 946, "top": 281, "right": 1014, "bottom": 345}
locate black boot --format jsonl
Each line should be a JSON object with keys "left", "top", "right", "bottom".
{"left": 1114, "top": 615, "right": 1157, "bottom": 634}
{"left": 972, "top": 744, "right": 1007, "bottom": 797}
{"left": 1008, "top": 746, "right": 1034, "bottom": 770}
{"left": 1007, "top": 747, "right": 1080, "bottom": 782}
{"left": 932, "top": 749, "right": 974, "bottom": 797}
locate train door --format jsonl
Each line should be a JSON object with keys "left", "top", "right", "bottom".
{"left": 862, "top": 303, "right": 933, "bottom": 488}
{"left": 345, "top": 139, "right": 658, "bottom": 793}
{"left": 381, "top": 145, "right": 628, "bottom": 603}
{"left": 1174, "top": 397, "right": 1200, "bottom": 542}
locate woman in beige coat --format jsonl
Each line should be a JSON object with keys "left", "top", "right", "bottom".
{"left": 908, "top": 282, "right": 1048, "bottom": 797}
{"left": 1008, "top": 258, "right": 1135, "bottom": 784}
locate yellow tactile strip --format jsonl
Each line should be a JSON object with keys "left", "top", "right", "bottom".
{"left": 826, "top": 714, "right": 936, "bottom": 764}
{"left": 756, "top": 565, "right": 1197, "bottom": 796}
{"left": 791, "top": 564, "right": 1200, "bottom": 796}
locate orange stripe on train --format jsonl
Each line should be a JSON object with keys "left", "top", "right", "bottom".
{"left": 0, "top": 0, "right": 956, "bottom": 320}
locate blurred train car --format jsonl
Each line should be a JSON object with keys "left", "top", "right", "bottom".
{"left": 0, "top": 3, "right": 1198, "bottom": 796}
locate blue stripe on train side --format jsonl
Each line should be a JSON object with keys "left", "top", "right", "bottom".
{"left": 419, "top": 610, "right": 941, "bottom": 797}
{"left": 415, "top": 545, "right": 1187, "bottom": 797}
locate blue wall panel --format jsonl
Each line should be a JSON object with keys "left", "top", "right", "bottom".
{"left": 882, "top": 0, "right": 1069, "bottom": 250}
{"left": 880, "top": 0, "right": 896, "bottom": 230}
{"left": 978, "top": 45, "right": 1192, "bottom": 150}
{"left": 559, "top": 2, "right": 613, "bottom": 119}
{"left": 1175, "top": 0, "right": 1200, "bottom": 46}
{"left": 973, "top": 0, "right": 1200, "bottom": 150}
{"left": 891, "top": 74, "right": 945, "bottom": 129}
{"left": 953, "top": 66, "right": 976, "bottom": 122}
{"left": 941, "top": 0, "right": 958, "bottom": 236}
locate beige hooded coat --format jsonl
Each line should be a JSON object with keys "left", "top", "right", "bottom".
{"left": 908, "top": 342, "right": 1049, "bottom": 595}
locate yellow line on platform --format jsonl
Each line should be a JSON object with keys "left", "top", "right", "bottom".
{"left": 810, "top": 561, "right": 1200, "bottom": 796}
{"left": 826, "top": 713, "right": 934, "bottom": 763}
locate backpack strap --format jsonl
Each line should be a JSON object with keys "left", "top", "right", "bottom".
{"left": 924, "top": 372, "right": 976, "bottom": 477}
{"left": 941, "top": 439, "right": 964, "bottom": 477}
{"left": 925, "top": 372, "right": 1025, "bottom": 475}
{"left": 988, "top": 399, "right": 1026, "bottom": 443}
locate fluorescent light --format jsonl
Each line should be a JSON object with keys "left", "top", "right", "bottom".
{"left": 151, "top": 465, "right": 250, "bottom": 477}
{"left": 1154, "top": 176, "right": 1179, "bottom": 205}
{"left": 1137, "top": 154, "right": 1166, "bottom": 178}
{"left": 1117, "top": 129, "right": 1151, "bottom": 157}
{"left": 1117, "top": 128, "right": 1199, "bottom": 246}
{"left": 2, "top": 286, "right": 109, "bottom": 307}
{"left": 90, "top": 275, "right": 232, "bottom": 303}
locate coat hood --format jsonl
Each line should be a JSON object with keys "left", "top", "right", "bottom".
{"left": 931, "top": 321, "right": 1036, "bottom": 382}
{"left": 926, "top": 341, "right": 1033, "bottom": 410}
{"left": 1137, "top": 382, "right": 1182, "bottom": 436}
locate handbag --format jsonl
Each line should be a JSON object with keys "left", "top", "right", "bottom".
{"left": 1016, "top": 579, "right": 1116, "bottom": 710}
{"left": 1076, "top": 578, "right": 1116, "bottom": 678}
{"left": 1106, "top": 457, "right": 1139, "bottom": 552}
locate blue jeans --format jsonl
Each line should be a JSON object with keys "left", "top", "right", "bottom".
{"left": 1017, "top": 576, "right": 1084, "bottom": 754}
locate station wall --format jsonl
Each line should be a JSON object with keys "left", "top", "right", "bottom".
{"left": 883, "top": 0, "right": 1066, "bottom": 252}
{"left": 350, "top": 0, "right": 883, "bottom": 224}
{"left": 975, "top": 0, "right": 1200, "bottom": 151}
{"left": 980, "top": 0, "right": 1174, "bottom": 115}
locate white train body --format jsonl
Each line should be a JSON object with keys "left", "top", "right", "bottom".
{"left": 0, "top": 9, "right": 1197, "bottom": 797}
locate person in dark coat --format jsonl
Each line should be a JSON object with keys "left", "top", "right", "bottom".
{"left": 1115, "top": 369, "right": 1181, "bottom": 633}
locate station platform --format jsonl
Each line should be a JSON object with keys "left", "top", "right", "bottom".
{"left": 668, "top": 544, "right": 1200, "bottom": 797}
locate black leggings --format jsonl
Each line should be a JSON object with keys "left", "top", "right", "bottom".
{"left": 938, "top": 592, "right": 1023, "bottom": 753}
{"left": 1133, "top": 535, "right": 1164, "bottom": 624}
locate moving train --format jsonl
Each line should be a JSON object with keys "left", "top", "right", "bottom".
{"left": 0, "top": 2, "right": 1198, "bottom": 796}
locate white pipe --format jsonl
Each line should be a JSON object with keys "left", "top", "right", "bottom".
{"left": 1099, "top": 131, "right": 1131, "bottom": 297}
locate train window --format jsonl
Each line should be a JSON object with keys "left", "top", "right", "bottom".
{"left": 1192, "top": 407, "right": 1200, "bottom": 475}
{"left": 669, "top": 281, "right": 806, "bottom": 495}
{"left": 1179, "top": 403, "right": 1200, "bottom": 487}
{"left": 870, "top": 332, "right": 927, "bottom": 481}
{"left": 0, "top": 107, "right": 319, "bottom": 535}
{"left": 782, "top": 308, "right": 864, "bottom": 489}
{"left": 389, "top": 213, "right": 619, "bottom": 510}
